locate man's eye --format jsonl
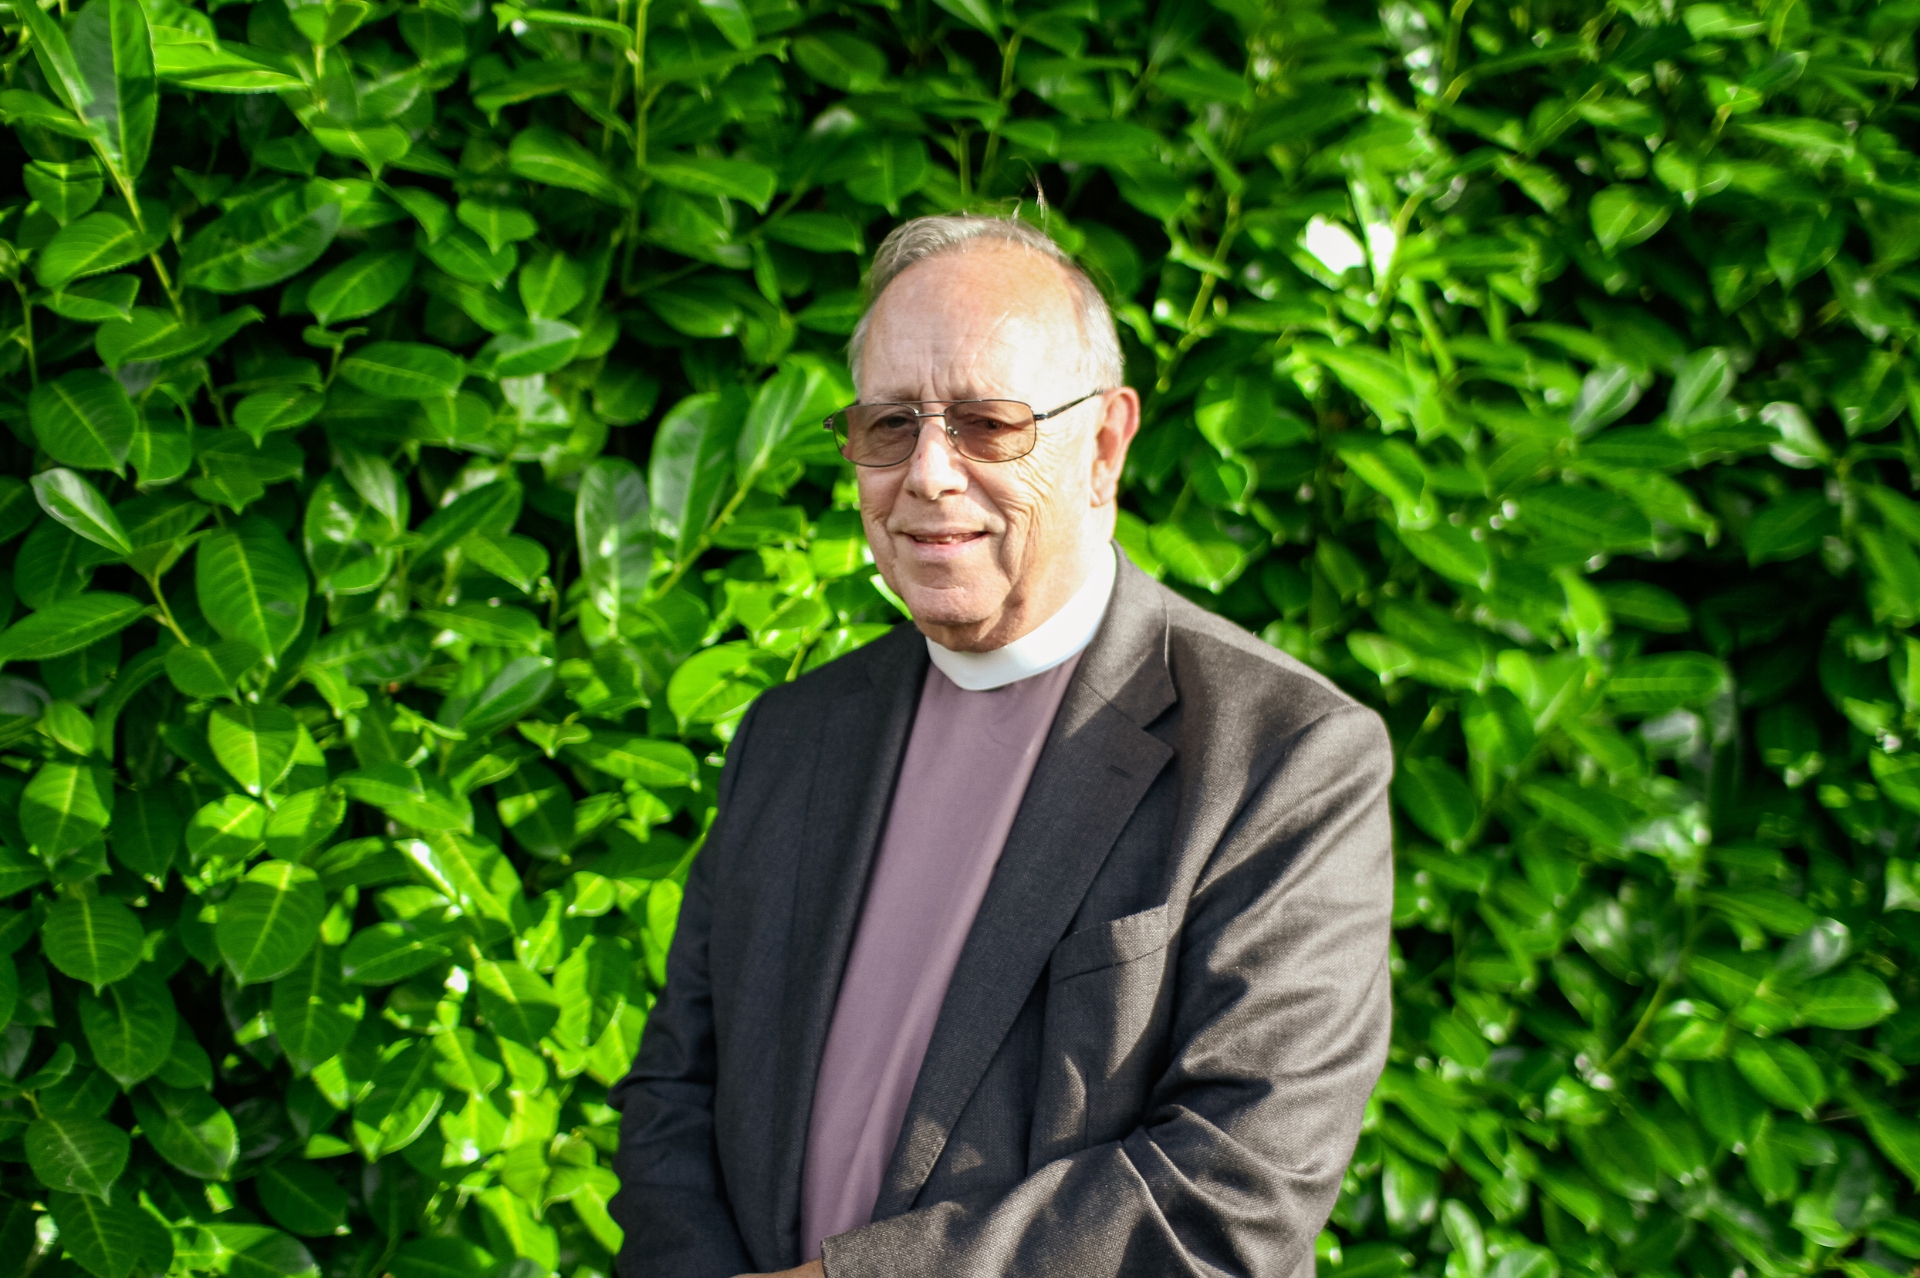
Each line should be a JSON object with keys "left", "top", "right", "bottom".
{"left": 870, "top": 412, "right": 918, "bottom": 431}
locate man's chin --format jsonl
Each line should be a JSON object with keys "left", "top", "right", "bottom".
{"left": 893, "top": 581, "right": 1006, "bottom": 638}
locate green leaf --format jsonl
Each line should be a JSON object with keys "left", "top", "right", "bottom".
{"left": 1796, "top": 971, "right": 1897, "bottom": 1029}
{"left": 507, "top": 127, "right": 629, "bottom": 206}
{"left": 1590, "top": 185, "right": 1671, "bottom": 253}
{"left": 763, "top": 212, "right": 863, "bottom": 254}
{"left": 930, "top": 0, "right": 998, "bottom": 34}
{"left": 25, "top": 1115, "right": 130, "bottom": 1197}
{"left": 646, "top": 156, "right": 778, "bottom": 212}
{"left": 566, "top": 733, "right": 697, "bottom": 788}
{"left": 650, "top": 391, "right": 745, "bottom": 556}
{"left": 180, "top": 196, "right": 341, "bottom": 293}
{"left": 476, "top": 318, "right": 579, "bottom": 377}
{"left": 422, "top": 226, "right": 517, "bottom": 286}
{"left": 41, "top": 894, "right": 142, "bottom": 987}
{"left": 27, "top": 157, "right": 105, "bottom": 226}
{"left": 494, "top": 761, "right": 574, "bottom": 860}
{"left": 1392, "top": 756, "right": 1477, "bottom": 847}
{"left": 256, "top": 1162, "right": 349, "bottom": 1237}
{"left": 339, "top": 764, "right": 473, "bottom": 832}
{"left": 308, "top": 249, "right": 415, "bottom": 326}
{"left": 455, "top": 657, "right": 555, "bottom": 737}
{"left": 165, "top": 639, "right": 263, "bottom": 699}
{"left": 736, "top": 364, "right": 819, "bottom": 484}
{"left": 416, "top": 602, "right": 542, "bottom": 648}
{"left": 233, "top": 389, "right": 325, "bottom": 447}
{"left": 352, "top": 1038, "right": 443, "bottom": 1157}
{"left": 842, "top": 135, "right": 930, "bottom": 210}
{"left": 47, "top": 272, "right": 139, "bottom": 322}
{"left": 61, "top": 0, "right": 158, "bottom": 196}
{"left": 30, "top": 369, "right": 137, "bottom": 474}
{"left": 1608, "top": 652, "right": 1728, "bottom": 715}
{"left": 23, "top": 760, "right": 115, "bottom": 858}
{"left": 338, "top": 341, "right": 464, "bottom": 400}
{"left": 1731, "top": 1037, "right": 1827, "bottom": 1114}
{"left": 195, "top": 517, "right": 309, "bottom": 662}
{"left": 0, "top": 88, "right": 97, "bottom": 138}
{"left": 473, "top": 959, "right": 560, "bottom": 1045}
{"left": 792, "top": 32, "right": 887, "bottom": 92}
{"left": 77, "top": 965, "right": 176, "bottom": 1087}
{"left": 32, "top": 470, "right": 130, "bottom": 557}
{"left": 271, "top": 944, "right": 359, "bottom": 1074}
{"left": 340, "top": 920, "right": 452, "bottom": 985}
{"left": 455, "top": 200, "right": 537, "bottom": 256}
{"left": 129, "top": 1082, "right": 238, "bottom": 1179}
{"left": 33, "top": 212, "right": 165, "bottom": 288}
{"left": 1745, "top": 490, "right": 1836, "bottom": 565}
{"left": 264, "top": 786, "right": 345, "bottom": 861}
{"left": 390, "top": 1239, "right": 495, "bottom": 1278}
{"left": 207, "top": 702, "right": 299, "bottom": 797}
{"left": 0, "top": 594, "right": 144, "bottom": 666}
{"left": 109, "top": 787, "right": 182, "bottom": 880}
{"left": 666, "top": 641, "right": 770, "bottom": 727}
{"left": 430, "top": 1026, "right": 503, "bottom": 1095}
{"left": 204, "top": 1227, "right": 319, "bottom": 1278}
{"left": 185, "top": 794, "right": 268, "bottom": 865}
{"left": 215, "top": 859, "right": 325, "bottom": 984}
{"left": 517, "top": 246, "right": 585, "bottom": 320}
{"left": 48, "top": 1190, "right": 173, "bottom": 1278}
{"left": 309, "top": 121, "right": 410, "bottom": 169}
{"left": 575, "top": 457, "right": 652, "bottom": 625}
{"left": 413, "top": 480, "right": 521, "bottom": 560}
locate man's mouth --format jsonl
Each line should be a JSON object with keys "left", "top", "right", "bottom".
{"left": 905, "top": 531, "right": 986, "bottom": 545}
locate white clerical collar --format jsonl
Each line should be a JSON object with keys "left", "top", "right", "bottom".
{"left": 925, "top": 544, "right": 1117, "bottom": 692}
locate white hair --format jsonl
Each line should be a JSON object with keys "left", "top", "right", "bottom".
{"left": 848, "top": 214, "right": 1127, "bottom": 393}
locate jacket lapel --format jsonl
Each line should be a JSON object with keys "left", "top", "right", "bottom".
{"left": 765, "top": 626, "right": 928, "bottom": 1262}
{"left": 871, "top": 556, "right": 1177, "bottom": 1219}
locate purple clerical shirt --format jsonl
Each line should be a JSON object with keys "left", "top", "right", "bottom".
{"left": 798, "top": 655, "right": 1082, "bottom": 1260}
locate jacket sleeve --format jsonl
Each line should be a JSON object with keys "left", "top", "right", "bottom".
{"left": 606, "top": 701, "right": 761, "bottom": 1278}
{"left": 821, "top": 702, "right": 1395, "bottom": 1278}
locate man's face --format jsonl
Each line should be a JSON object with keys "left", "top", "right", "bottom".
{"left": 853, "top": 245, "right": 1139, "bottom": 652}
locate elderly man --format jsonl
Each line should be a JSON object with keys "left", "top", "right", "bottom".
{"left": 607, "top": 215, "right": 1394, "bottom": 1278}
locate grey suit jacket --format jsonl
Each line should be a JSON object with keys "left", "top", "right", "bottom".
{"left": 607, "top": 554, "right": 1394, "bottom": 1278}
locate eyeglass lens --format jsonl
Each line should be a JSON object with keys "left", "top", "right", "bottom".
{"left": 838, "top": 401, "right": 1037, "bottom": 465}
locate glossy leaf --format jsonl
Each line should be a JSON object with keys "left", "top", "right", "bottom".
{"left": 215, "top": 860, "right": 325, "bottom": 984}
{"left": 195, "top": 518, "right": 309, "bottom": 662}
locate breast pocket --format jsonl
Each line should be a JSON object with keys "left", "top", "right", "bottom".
{"left": 1048, "top": 903, "right": 1171, "bottom": 984}
{"left": 1033, "top": 904, "right": 1175, "bottom": 1158}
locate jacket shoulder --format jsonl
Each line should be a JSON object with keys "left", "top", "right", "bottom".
{"left": 1150, "top": 578, "right": 1373, "bottom": 732}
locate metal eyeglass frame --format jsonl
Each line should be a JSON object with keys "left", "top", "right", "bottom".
{"left": 823, "top": 390, "right": 1109, "bottom": 467}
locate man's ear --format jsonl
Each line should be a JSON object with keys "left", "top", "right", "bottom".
{"left": 1090, "top": 388, "right": 1141, "bottom": 507}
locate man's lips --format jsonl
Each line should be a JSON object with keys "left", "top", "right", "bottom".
{"left": 902, "top": 531, "right": 987, "bottom": 545}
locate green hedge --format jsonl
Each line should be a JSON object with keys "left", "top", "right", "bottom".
{"left": 0, "top": 0, "right": 1915, "bottom": 1275}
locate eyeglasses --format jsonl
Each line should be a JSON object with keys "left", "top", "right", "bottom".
{"left": 824, "top": 391, "right": 1107, "bottom": 467}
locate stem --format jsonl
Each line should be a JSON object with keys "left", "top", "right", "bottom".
{"left": 653, "top": 480, "right": 755, "bottom": 598}
{"left": 1156, "top": 194, "right": 1244, "bottom": 391}
{"left": 146, "top": 574, "right": 193, "bottom": 646}
{"left": 1439, "top": 0, "right": 1473, "bottom": 97}
{"left": 14, "top": 280, "right": 37, "bottom": 386}
{"left": 976, "top": 31, "right": 1022, "bottom": 194}
{"left": 602, "top": 0, "right": 628, "bottom": 156}
{"left": 631, "top": 0, "right": 651, "bottom": 173}
{"left": 148, "top": 251, "right": 182, "bottom": 316}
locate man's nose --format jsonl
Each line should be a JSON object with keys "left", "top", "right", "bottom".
{"left": 904, "top": 416, "right": 968, "bottom": 499}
